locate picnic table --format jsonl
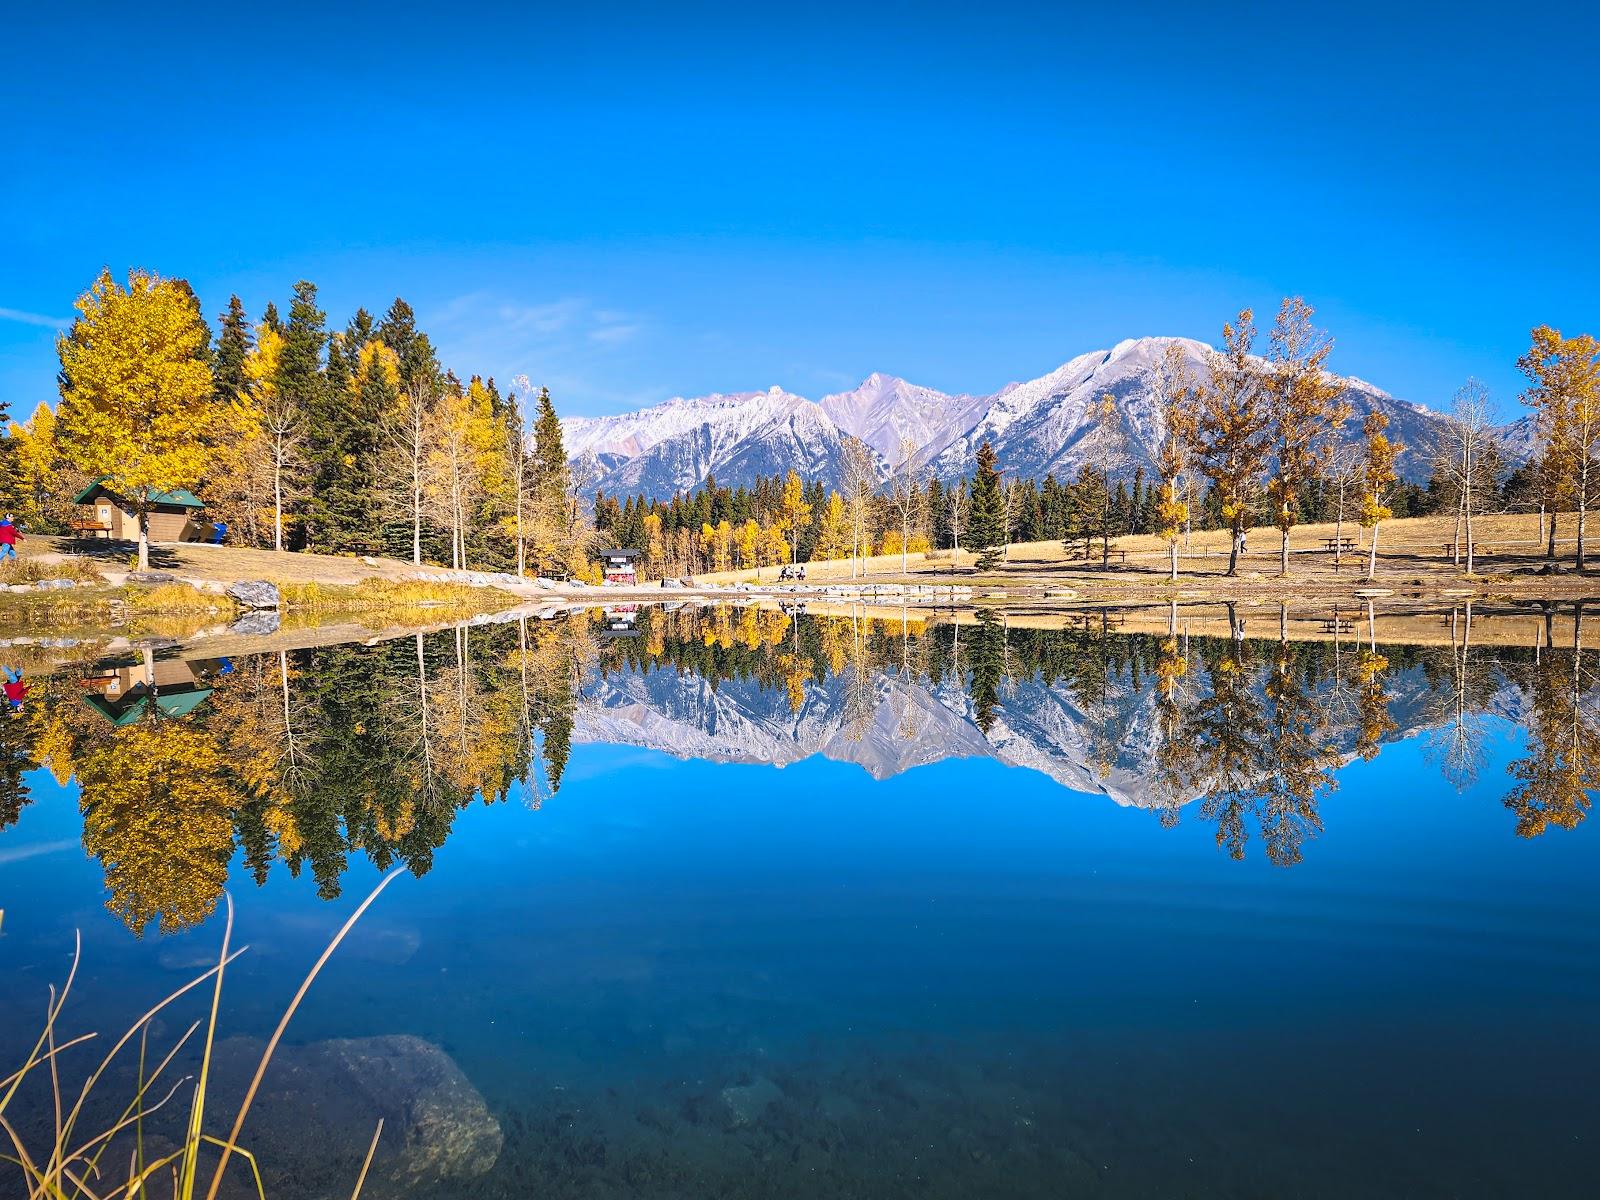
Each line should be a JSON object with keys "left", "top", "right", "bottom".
{"left": 1441, "top": 542, "right": 1492, "bottom": 558}
{"left": 1321, "top": 536, "right": 1358, "bottom": 553}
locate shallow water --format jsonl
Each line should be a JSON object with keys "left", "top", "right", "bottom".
{"left": 1, "top": 603, "right": 1597, "bottom": 1197}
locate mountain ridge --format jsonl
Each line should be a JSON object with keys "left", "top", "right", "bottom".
{"left": 565, "top": 337, "right": 1529, "bottom": 499}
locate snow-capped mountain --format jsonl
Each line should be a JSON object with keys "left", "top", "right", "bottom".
{"left": 924, "top": 337, "right": 1463, "bottom": 486}
{"left": 573, "top": 645, "right": 1518, "bottom": 810}
{"left": 565, "top": 339, "right": 1530, "bottom": 498}
{"left": 565, "top": 386, "right": 861, "bottom": 500}
{"left": 818, "top": 372, "right": 988, "bottom": 467}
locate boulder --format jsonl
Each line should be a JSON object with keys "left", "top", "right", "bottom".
{"left": 226, "top": 579, "right": 281, "bottom": 609}
{"left": 197, "top": 1034, "right": 502, "bottom": 1200}
{"left": 34, "top": 577, "right": 75, "bottom": 590}
{"left": 126, "top": 571, "right": 178, "bottom": 584}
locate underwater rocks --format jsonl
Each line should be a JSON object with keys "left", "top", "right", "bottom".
{"left": 201, "top": 1034, "right": 502, "bottom": 1199}
{"left": 720, "top": 1076, "right": 783, "bottom": 1127}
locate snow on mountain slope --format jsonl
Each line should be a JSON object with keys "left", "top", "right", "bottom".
{"left": 565, "top": 341, "right": 1533, "bottom": 499}
{"left": 819, "top": 372, "right": 988, "bottom": 466}
{"left": 585, "top": 387, "right": 862, "bottom": 498}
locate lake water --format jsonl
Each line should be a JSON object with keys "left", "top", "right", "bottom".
{"left": 1, "top": 602, "right": 1596, "bottom": 1198}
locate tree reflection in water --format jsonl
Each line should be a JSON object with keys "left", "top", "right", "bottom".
{"left": 1, "top": 602, "right": 1595, "bottom": 933}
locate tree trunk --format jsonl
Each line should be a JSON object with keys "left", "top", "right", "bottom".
{"left": 1334, "top": 483, "right": 1346, "bottom": 568}
{"left": 1280, "top": 528, "right": 1290, "bottom": 576}
{"left": 1548, "top": 509, "right": 1558, "bottom": 559}
{"left": 1465, "top": 493, "right": 1475, "bottom": 575}
{"left": 1226, "top": 519, "right": 1240, "bottom": 576}
{"left": 1579, "top": 457, "right": 1589, "bottom": 570}
{"left": 273, "top": 458, "right": 284, "bottom": 551}
{"left": 902, "top": 513, "right": 909, "bottom": 575}
{"left": 136, "top": 502, "right": 150, "bottom": 571}
{"left": 1170, "top": 539, "right": 1178, "bottom": 582}
{"left": 1366, "top": 522, "right": 1380, "bottom": 580}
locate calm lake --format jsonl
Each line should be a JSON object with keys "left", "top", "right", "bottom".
{"left": 1, "top": 602, "right": 1596, "bottom": 1198}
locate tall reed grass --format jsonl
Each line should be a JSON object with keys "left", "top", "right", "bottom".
{"left": 0, "top": 871, "right": 402, "bottom": 1200}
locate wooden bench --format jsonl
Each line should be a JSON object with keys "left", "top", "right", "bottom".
{"left": 69, "top": 521, "right": 113, "bottom": 542}
{"left": 1441, "top": 542, "right": 1492, "bottom": 558}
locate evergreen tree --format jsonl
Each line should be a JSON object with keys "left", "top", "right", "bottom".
{"left": 377, "top": 298, "right": 442, "bottom": 391}
{"left": 968, "top": 440, "right": 1005, "bottom": 567}
{"left": 213, "top": 294, "right": 253, "bottom": 403}
{"left": 277, "top": 281, "right": 330, "bottom": 547}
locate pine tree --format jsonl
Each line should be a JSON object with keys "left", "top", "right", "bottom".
{"left": 968, "top": 440, "right": 1005, "bottom": 568}
{"left": 277, "top": 281, "right": 330, "bottom": 547}
{"left": 214, "top": 295, "right": 253, "bottom": 403}
{"left": 377, "top": 298, "right": 442, "bottom": 392}
{"left": 530, "top": 387, "right": 571, "bottom": 573}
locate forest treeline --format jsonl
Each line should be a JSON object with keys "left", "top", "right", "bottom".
{"left": 2, "top": 280, "right": 1593, "bottom": 583}
{"left": 0, "top": 270, "right": 593, "bottom": 575}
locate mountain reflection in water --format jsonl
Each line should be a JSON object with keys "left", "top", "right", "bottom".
{"left": 1, "top": 601, "right": 1593, "bottom": 936}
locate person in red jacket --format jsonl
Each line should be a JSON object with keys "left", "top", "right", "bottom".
{"left": 0, "top": 514, "right": 20, "bottom": 564}
{"left": 3, "top": 667, "right": 26, "bottom": 713}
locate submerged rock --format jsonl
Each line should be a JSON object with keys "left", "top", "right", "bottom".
{"left": 226, "top": 579, "right": 281, "bottom": 609}
{"left": 200, "top": 1034, "right": 502, "bottom": 1199}
{"left": 721, "top": 1076, "right": 783, "bottom": 1127}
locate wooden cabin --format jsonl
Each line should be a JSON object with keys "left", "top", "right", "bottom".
{"left": 72, "top": 478, "right": 209, "bottom": 542}
{"left": 599, "top": 548, "right": 641, "bottom": 586}
{"left": 79, "top": 657, "right": 224, "bottom": 725}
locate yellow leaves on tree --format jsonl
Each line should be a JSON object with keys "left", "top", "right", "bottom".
{"left": 1359, "top": 411, "right": 1403, "bottom": 580}
{"left": 1180, "top": 310, "right": 1272, "bottom": 577}
{"left": 77, "top": 720, "right": 237, "bottom": 936}
{"left": 779, "top": 470, "right": 812, "bottom": 564}
{"left": 55, "top": 269, "right": 220, "bottom": 570}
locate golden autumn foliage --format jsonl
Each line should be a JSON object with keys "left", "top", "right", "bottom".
{"left": 55, "top": 269, "right": 223, "bottom": 569}
{"left": 76, "top": 719, "right": 236, "bottom": 935}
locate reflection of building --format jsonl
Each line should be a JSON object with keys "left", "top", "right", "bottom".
{"left": 600, "top": 605, "right": 640, "bottom": 638}
{"left": 72, "top": 478, "right": 211, "bottom": 542}
{"left": 598, "top": 548, "right": 640, "bottom": 586}
{"left": 80, "top": 657, "right": 225, "bottom": 724}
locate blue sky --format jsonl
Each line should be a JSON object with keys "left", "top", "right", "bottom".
{"left": 3, "top": 2, "right": 1595, "bottom": 421}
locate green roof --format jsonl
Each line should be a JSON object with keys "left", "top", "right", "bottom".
{"left": 73, "top": 477, "right": 205, "bottom": 509}
{"left": 81, "top": 686, "right": 214, "bottom": 726}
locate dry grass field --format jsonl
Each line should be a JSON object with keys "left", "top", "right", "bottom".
{"left": 700, "top": 511, "right": 1588, "bottom": 594}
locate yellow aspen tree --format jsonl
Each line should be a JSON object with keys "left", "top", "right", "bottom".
{"left": 1180, "top": 310, "right": 1272, "bottom": 577}
{"left": 762, "top": 521, "right": 790, "bottom": 572}
{"left": 735, "top": 517, "right": 761, "bottom": 573}
{"left": 55, "top": 269, "right": 220, "bottom": 570}
{"left": 1149, "top": 342, "right": 1195, "bottom": 582}
{"left": 1359, "top": 412, "right": 1403, "bottom": 581}
{"left": 1521, "top": 327, "right": 1600, "bottom": 569}
{"left": 5, "top": 403, "right": 71, "bottom": 530}
{"left": 779, "top": 470, "right": 812, "bottom": 564}
{"left": 815, "top": 491, "right": 852, "bottom": 560}
{"left": 643, "top": 511, "right": 666, "bottom": 576}
{"left": 1266, "top": 297, "right": 1349, "bottom": 576}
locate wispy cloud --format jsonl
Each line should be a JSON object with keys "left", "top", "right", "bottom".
{"left": 589, "top": 322, "right": 640, "bottom": 345}
{"left": 423, "top": 292, "right": 657, "bottom": 414}
{"left": 0, "top": 306, "right": 70, "bottom": 330}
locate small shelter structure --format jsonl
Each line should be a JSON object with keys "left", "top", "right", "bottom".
{"left": 79, "top": 657, "right": 224, "bottom": 725}
{"left": 72, "top": 478, "right": 209, "bottom": 542}
{"left": 599, "top": 548, "right": 641, "bottom": 586}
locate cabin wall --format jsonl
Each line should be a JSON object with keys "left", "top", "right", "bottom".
{"left": 147, "top": 509, "right": 197, "bottom": 542}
